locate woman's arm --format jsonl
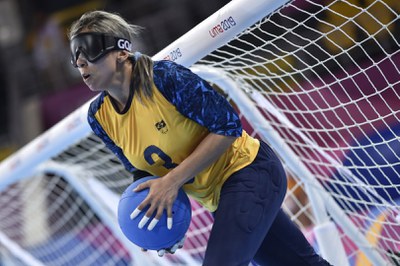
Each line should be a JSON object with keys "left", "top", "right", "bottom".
{"left": 131, "top": 133, "right": 237, "bottom": 230}
{"left": 167, "top": 133, "right": 237, "bottom": 187}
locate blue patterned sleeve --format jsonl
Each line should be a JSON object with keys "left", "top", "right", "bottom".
{"left": 87, "top": 94, "right": 136, "bottom": 173}
{"left": 153, "top": 61, "right": 242, "bottom": 137}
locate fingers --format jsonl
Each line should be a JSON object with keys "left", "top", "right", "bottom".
{"left": 147, "top": 218, "right": 159, "bottom": 231}
{"left": 167, "top": 217, "right": 173, "bottom": 230}
{"left": 130, "top": 207, "right": 141, "bottom": 220}
{"left": 177, "top": 235, "right": 186, "bottom": 248}
{"left": 129, "top": 179, "right": 176, "bottom": 231}
{"left": 170, "top": 235, "right": 186, "bottom": 252}
{"left": 133, "top": 182, "right": 147, "bottom": 192}
{"left": 144, "top": 201, "right": 174, "bottom": 230}
{"left": 138, "top": 216, "right": 150, "bottom": 229}
{"left": 131, "top": 206, "right": 165, "bottom": 231}
{"left": 157, "top": 236, "right": 186, "bottom": 257}
{"left": 129, "top": 181, "right": 150, "bottom": 221}
{"left": 130, "top": 206, "right": 152, "bottom": 229}
{"left": 167, "top": 206, "right": 173, "bottom": 230}
{"left": 143, "top": 204, "right": 162, "bottom": 230}
{"left": 169, "top": 243, "right": 179, "bottom": 254}
{"left": 134, "top": 214, "right": 172, "bottom": 230}
{"left": 130, "top": 206, "right": 154, "bottom": 230}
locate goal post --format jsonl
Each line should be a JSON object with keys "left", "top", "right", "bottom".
{"left": 0, "top": 0, "right": 399, "bottom": 265}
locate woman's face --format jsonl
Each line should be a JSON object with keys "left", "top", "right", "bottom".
{"left": 75, "top": 51, "right": 119, "bottom": 92}
{"left": 70, "top": 31, "right": 132, "bottom": 92}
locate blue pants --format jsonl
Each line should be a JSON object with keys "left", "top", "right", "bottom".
{"left": 203, "top": 141, "right": 331, "bottom": 266}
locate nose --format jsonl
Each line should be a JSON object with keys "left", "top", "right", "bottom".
{"left": 76, "top": 52, "right": 88, "bottom": 68}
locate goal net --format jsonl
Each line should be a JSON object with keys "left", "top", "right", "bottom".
{"left": 1, "top": 0, "right": 399, "bottom": 265}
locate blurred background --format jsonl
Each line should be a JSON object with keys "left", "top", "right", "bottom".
{"left": 0, "top": 0, "right": 230, "bottom": 161}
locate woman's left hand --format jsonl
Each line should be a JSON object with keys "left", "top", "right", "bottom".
{"left": 129, "top": 176, "right": 180, "bottom": 230}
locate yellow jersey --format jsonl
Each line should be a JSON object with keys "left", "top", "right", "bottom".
{"left": 88, "top": 60, "right": 259, "bottom": 211}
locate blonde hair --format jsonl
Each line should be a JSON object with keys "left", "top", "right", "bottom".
{"left": 69, "top": 10, "right": 154, "bottom": 101}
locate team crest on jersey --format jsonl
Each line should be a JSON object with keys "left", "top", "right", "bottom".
{"left": 155, "top": 120, "right": 168, "bottom": 134}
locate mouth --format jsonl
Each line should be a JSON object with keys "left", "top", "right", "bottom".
{"left": 82, "top": 73, "right": 91, "bottom": 81}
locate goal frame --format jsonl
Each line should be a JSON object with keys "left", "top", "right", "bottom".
{"left": 0, "top": 0, "right": 393, "bottom": 265}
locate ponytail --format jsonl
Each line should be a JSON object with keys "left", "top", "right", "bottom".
{"left": 131, "top": 52, "right": 154, "bottom": 103}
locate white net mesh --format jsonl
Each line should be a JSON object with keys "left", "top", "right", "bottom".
{"left": 197, "top": 0, "right": 400, "bottom": 264}
{"left": 0, "top": 0, "right": 399, "bottom": 265}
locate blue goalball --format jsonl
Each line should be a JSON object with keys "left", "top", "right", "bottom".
{"left": 118, "top": 176, "right": 192, "bottom": 250}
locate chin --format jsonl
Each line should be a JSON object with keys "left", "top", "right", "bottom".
{"left": 85, "top": 83, "right": 102, "bottom": 92}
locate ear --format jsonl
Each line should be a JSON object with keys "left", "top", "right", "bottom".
{"left": 117, "top": 50, "right": 130, "bottom": 63}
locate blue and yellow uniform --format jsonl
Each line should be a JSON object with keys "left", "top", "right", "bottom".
{"left": 88, "top": 60, "right": 331, "bottom": 265}
{"left": 87, "top": 60, "right": 259, "bottom": 212}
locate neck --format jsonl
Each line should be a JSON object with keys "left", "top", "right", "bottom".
{"left": 107, "top": 62, "right": 133, "bottom": 112}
